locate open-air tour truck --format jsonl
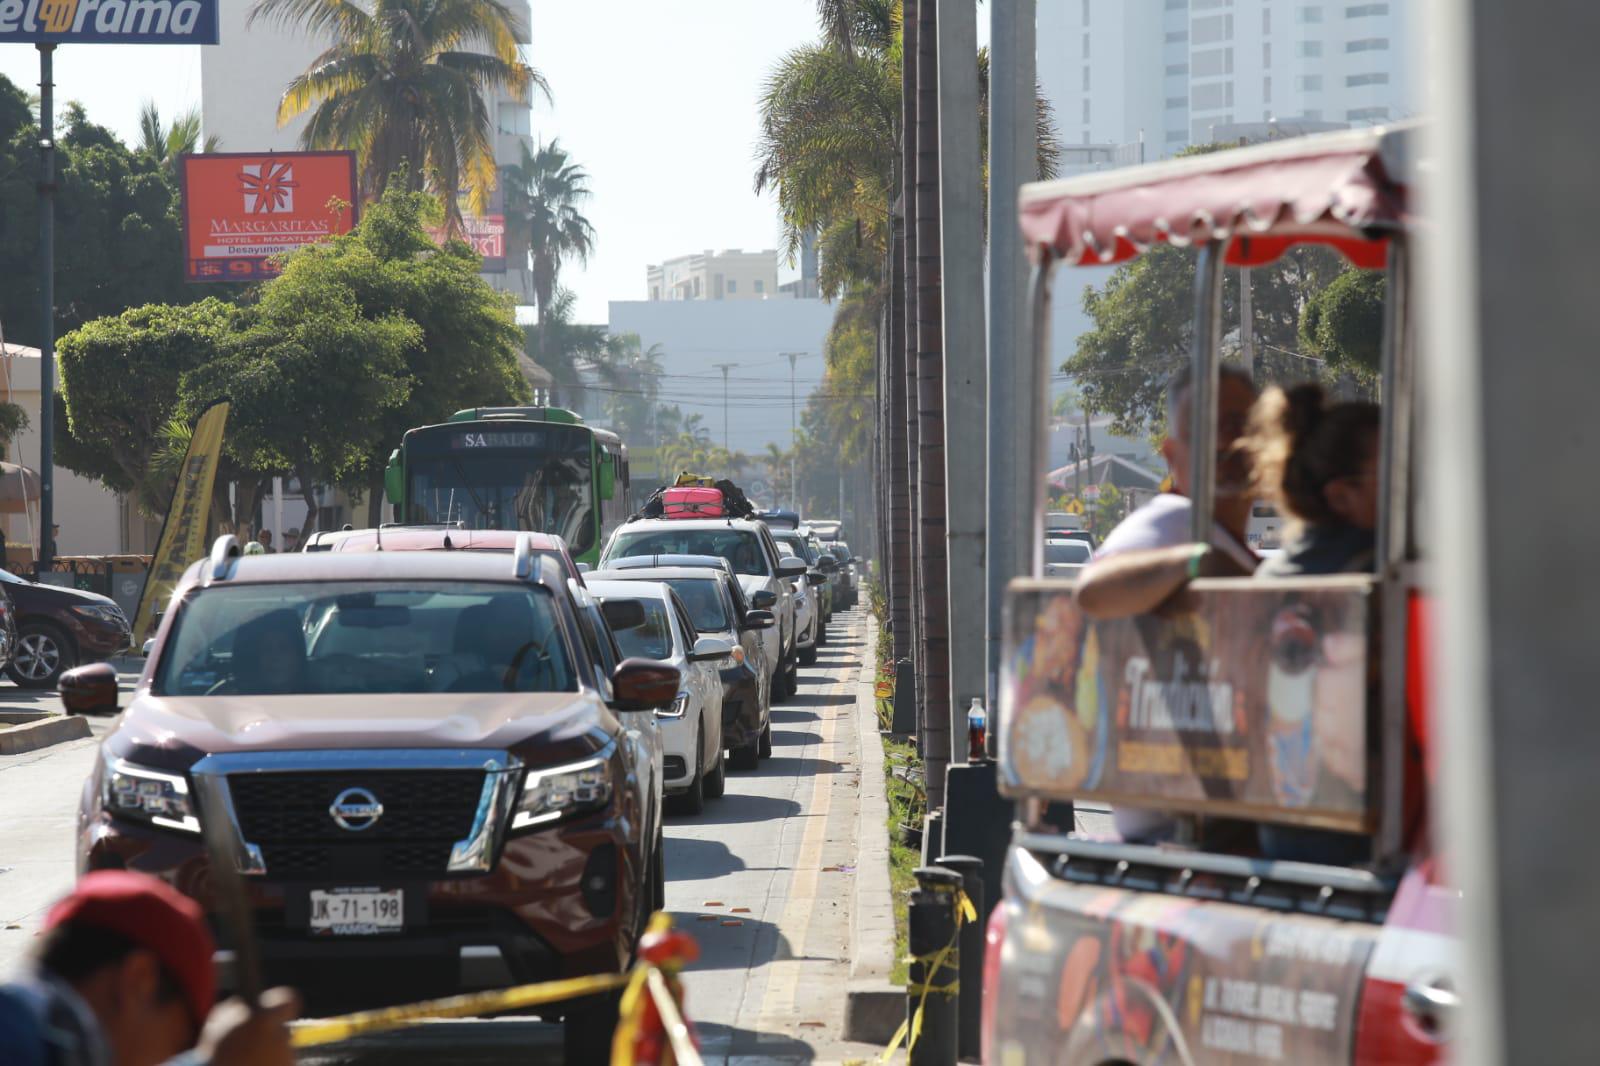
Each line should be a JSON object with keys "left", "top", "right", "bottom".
{"left": 981, "top": 126, "right": 1455, "bottom": 1066}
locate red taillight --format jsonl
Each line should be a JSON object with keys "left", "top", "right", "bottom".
{"left": 981, "top": 899, "right": 1008, "bottom": 1066}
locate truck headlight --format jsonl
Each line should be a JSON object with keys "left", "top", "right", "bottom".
{"left": 101, "top": 756, "right": 199, "bottom": 833}
{"left": 513, "top": 756, "right": 613, "bottom": 829}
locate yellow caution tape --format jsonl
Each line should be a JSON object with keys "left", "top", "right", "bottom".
{"left": 290, "top": 971, "right": 629, "bottom": 1048}
{"left": 877, "top": 887, "right": 980, "bottom": 1062}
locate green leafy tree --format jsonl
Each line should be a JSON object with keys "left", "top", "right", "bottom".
{"left": 1300, "top": 267, "right": 1385, "bottom": 379}
{"left": 1066, "top": 241, "right": 1349, "bottom": 439}
{"left": 0, "top": 87, "right": 193, "bottom": 346}
{"left": 136, "top": 100, "right": 220, "bottom": 175}
{"left": 251, "top": 0, "right": 545, "bottom": 225}
{"left": 260, "top": 186, "right": 529, "bottom": 521}
{"left": 502, "top": 139, "right": 597, "bottom": 344}
{"left": 56, "top": 299, "right": 243, "bottom": 509}
{"left": 180, "top": 279, "right": 419, "bottom": 525}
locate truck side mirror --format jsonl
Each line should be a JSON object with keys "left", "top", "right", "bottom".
{"left": 60, "top": 663, "right": 118, "bottom": 716}
{"left": 384, "top": 449, "right": 403, "bottom": 505}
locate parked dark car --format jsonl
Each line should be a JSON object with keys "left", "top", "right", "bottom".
{"left": 0, "top": 569, "right": 129, "bottom": 688}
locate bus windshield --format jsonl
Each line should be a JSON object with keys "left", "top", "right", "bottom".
{"left": 404, "top": 425, "right": 596, "bottom": 556}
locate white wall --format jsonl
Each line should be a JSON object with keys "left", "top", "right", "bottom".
{"left": 201, "top": 3, "right": 321, "bottom": 151}
{"left": 607, "top": 299, "right": 835, "bottom": 457}
{"left": 0, "top": 347, "right": 147, "bottom": 558}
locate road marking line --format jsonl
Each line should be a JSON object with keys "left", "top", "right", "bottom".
{"left": 753, "top": 650, "right": 853, "bottom": 1034}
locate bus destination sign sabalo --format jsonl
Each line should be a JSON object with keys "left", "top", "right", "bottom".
{"left": 0, "top": 0, "right": 220, "bottom": 44}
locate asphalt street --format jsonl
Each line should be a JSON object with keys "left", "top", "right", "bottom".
{"left": 0, "top": 612, "right": 886, "bottom": 1065}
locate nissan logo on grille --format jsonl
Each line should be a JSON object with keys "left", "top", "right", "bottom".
{"left": 328, "top": 787, "right": 384, "bottom": 832}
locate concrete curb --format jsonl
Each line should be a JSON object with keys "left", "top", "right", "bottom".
{"left": 0, "top": 713, "right": 90, "bottom": 755}
{"left": 844, "top": 614, "right": 905, "bottom": 1044}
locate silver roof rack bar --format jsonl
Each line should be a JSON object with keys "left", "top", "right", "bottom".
{"left": 210, "top": 535, "right": 241, "bottom": 580}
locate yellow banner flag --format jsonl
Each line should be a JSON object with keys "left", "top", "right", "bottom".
{"left": 132, "top": 402, "right": 230, "bottom": 645}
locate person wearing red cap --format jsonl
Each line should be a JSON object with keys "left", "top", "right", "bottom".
{"left": 0, "top": 871, "right": 299, "bottom": 1066}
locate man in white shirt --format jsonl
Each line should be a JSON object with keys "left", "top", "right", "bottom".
{"left": 1074, "top": 363, "right": 1259, "bottom": 842}
{"left": 1077, "top": 364, "right": 1259, "bottom": 619}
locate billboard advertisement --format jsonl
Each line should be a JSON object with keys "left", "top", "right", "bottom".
{"left": 459, "top": 214, "right": 508, "bottom": 273}
{"left": 0, "top": 0, "right": 220, "bottom": 44}
{"left": 1000, "top": 576, "right": 1375, "bottom": 832}
{"left": 181, "top": 152, "right": 358, "bottom": 283}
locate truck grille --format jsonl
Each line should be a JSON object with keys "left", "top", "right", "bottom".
{"left": 228, "top": 770, "right": 488, "bottom": 880}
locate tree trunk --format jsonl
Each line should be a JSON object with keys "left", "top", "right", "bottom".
{"left": 915, "top": 0, "right": 952, "bottom": 809}
{"left": 296, "top": 465, "right": 320, "bottom": 537}
{"left": 887, "top": 211, "right": 913, "bottom": 665}
{"left": 902, "top": 0, "right": 926, "bottom": 760}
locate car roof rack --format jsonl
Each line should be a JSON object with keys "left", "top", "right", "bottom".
{"left": 209, "top": 535, "right": 241, "bottom": 580}
{"left": 607, "top": 554, "right": 731, "bottom": 573}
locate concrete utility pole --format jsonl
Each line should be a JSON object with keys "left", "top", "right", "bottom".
{"left": 782, "top": 351, "right": 804, "bottom": 508}
{"left": 936, "top": 0, "right": 986, "bottom": 761}
{"left": 713, "top": 362, "right": 738, "bottom": 452}
{"left": 1240, "top": 266, "right": 1256, "bottom": 376}
{"left": 984, "top": 0, "right": 1035, "bottom": 709}
{"left": 1426, "top": 1, "right": 1600, "bottom": 1062}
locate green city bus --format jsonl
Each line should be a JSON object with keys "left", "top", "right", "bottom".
{"left": 384, "top": 406, "right": 630, "bottom": 566}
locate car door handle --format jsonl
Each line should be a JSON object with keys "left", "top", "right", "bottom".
{"left": 1401, "top": 978, "right": 1458, "bottom": 1040}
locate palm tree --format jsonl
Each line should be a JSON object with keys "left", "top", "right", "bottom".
{"left": 502, "top": 139, "right": 597, "bottom": 349}
{"left": 137, "top": 101, "right": 220, "bottom": 173}
{"left": 523, "top": 288, "right": 618, "bottom": 410}
{"left": 249, "top": 0, "right": 545, "bottom": 227}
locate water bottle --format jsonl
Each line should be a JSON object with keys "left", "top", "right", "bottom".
{"left": 967, "top": 697, "right": 988, "bottom": 762}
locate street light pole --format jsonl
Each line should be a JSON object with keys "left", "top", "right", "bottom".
{"left": 713, "top": 362, "right": 738, "bottom": 453}
{"left": 36, "top": 44, "right": 55, "bottom": 572}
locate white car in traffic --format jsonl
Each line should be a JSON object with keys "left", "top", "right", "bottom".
{"left": 588, "top": 579, "right": 731, "bottom": 814}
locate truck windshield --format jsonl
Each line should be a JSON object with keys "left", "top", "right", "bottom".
{"left": 154, "top": 582, "right": 576, "bottom": 696}
{"left": 607, "top": 528, "right": 770, "bottom": 577}
{"left": 405, "top": 428, "right": 595, "bottom": 555}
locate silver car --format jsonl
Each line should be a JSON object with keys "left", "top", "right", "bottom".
{"left": 600, "top": 518, "right": 808, "bottom": 702}
{"left": 587, "top": 579, "right": 732, "bottom": 815}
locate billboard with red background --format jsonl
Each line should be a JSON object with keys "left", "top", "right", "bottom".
{"left": 181, "top": 152, "right": 358, "bottom": 283}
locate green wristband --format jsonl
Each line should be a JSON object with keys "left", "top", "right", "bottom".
{"left": 1186, "top": 544, "right": 1208, "bottom": 579}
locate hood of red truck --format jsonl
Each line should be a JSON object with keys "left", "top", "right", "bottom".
{"left": 104, "top": 691, "right": 616, "bottom": 773}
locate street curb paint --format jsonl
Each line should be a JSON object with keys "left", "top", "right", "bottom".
{"left": 0, "top": 713, "right": 90, "bottom": 755}
{"left": 844, "top": 614, "right": 905, "bottom": 1044}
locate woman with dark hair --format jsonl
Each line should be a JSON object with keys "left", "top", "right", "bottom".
{"left": 1244, "top": 383, "right": 1381, "bottom": 577}
{"left": 1243, "top": 383, "right": 1381, "bottom": 865}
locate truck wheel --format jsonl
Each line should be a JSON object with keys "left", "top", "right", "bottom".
{"left": 704, "top": 745, "right": 726, "bottom": 799}
{"left": 563, "top": 989, "right": 623, "bottom": 1063}
{"left": 758, "top": 721, "right": 773, "bottom": 759}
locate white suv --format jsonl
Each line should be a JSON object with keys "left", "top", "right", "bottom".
{"left": 600, "top": 519, "right": 808, "bottom": 701}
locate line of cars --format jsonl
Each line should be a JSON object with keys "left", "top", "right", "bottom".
{"left": 57, "top": 513, "right": 858, "bottom": 1056}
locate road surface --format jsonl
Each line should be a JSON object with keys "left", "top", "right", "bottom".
{"left": 0, "top": 614, "right": 887, "bottom": 1064}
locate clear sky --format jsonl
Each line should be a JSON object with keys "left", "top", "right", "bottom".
{"left": 0, "top": 0, "right": 837, "bottom": 324}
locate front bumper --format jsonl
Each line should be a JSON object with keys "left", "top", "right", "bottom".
{"left": 79, "top": 786, "right": 641, "bottom": 1013}
{"left": 657, "top": 711, "right": 700, "bottom": 792}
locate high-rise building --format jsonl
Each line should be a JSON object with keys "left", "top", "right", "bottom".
{"left": 200, "top": 0, "right": 534, "bottom": 295}
{"left": 1038, "top": 0, "right": 1412, "bottom": 169}
{"left": 645, "top": 249, "right": 780, "bottom": 302}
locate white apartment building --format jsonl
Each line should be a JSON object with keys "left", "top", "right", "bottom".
{"left": 1039, "top": 0, "right": 1413, "bottom": 165}
{"left": 646, "top": 250, "right": 780, "bottom": 302}
{"left": 200, "top": 0, "right": 535, "bottom": 295}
